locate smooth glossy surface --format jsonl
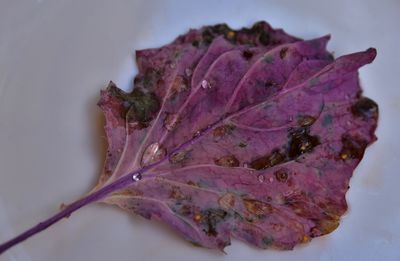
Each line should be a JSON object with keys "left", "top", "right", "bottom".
{"left": 0, "top": 0, "right": 399, "bottom": 260}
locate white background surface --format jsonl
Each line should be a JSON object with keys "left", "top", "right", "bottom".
{"left": 0, "top": 0, "right": 399, "bottom": 260}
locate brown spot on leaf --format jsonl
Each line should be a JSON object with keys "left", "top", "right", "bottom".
{"left": 265, "top": 80, "right": 278, "bottom": 88}
{"left": 301, "top": 235, "right": 311, "bottom": 243}
{"left": 243, "top": 198, "right": 273, "bottom": 217}
{"left": 242, "top": 50, "right": 253, "bottom": 60}
{"left": 201, "top": 209, "right": 228, "bottom": 237}
{"left": 250, "top": 150, "right": 286, "bottom": 170}
{"left": 238, "top": 142, "right": 247, "bottom": 148}
{"left": 351, "top": 97, "right": 378, "bottom": 120}
{"left": 215, "top": 155, "right": 240, "bottom": 167}
{"left": 116, "top": 189, "right": 143, "bottom": 197}
{"left": 310, "top": 218, "right": 340, "bottom": 237}
{"left": 226, "top": 31, "right": 236, "bottom": 40}
{"left": 339, "top": 135, "right": 368, "bottom": 160}
{"left": 288, "top": 127, "right": 320, "bottom": 159}
{"left": 169, "top": 186, "right": 189, "bottom": 201}
{"left": 218, "top": 193, "right": 236, "bottom": 209}
{"left": 213, "top": 124, "right": 236, "bottom": 140}
{"left": 186, "top": 180, "right": 196, "bottom": 186}
{"left": 279, "top": 47, "right": 289, "bottom": 59}
{"left": 170, "top": 150, "right": 191, "bottom": 164}
{"left": 180, "top": 205, "right": 192, "bottom": 216}
{"left": 297, "top": 115, "right": 316, "bottom": 127}
{"left": 170, "top": 75, "right": 188, "bottom": 96}
{"left": 274, "top": 168, "right": 289, "bottom": 182}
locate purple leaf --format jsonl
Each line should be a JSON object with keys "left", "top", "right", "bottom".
{"left": 0, "top": 21, "right": 378, "bottom": 255}
{"left": 97, "top": 23, "right": 377, "bottom": 250}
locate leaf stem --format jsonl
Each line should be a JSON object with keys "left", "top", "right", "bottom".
{"left": 0, "top": 172, "right": 135, "bottom": 255}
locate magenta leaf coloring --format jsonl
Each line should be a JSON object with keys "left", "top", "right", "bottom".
{"left": 0, "top": 21, "right": 378, "bottom": 254}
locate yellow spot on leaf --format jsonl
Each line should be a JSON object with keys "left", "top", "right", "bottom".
{"left": 193, "top": 213, "right": 202, "bottom": 223}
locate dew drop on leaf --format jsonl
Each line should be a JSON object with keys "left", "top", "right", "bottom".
{"left": 90, "top": 21, "right": 378, "bottom": 252}
{"left": 185, "top": 68, "right": 193, "bottom": 77}
{"left": 132, "top": 173, "right": 142, "bottom": 181}
{"left": 164, "top": 113, "right": 180, "bottom": 131}
{"left": 141, "top": 142, "right": 166, "bottom": 166}
{"left": 201, "top": 79, "right": 212, "bottom": 89}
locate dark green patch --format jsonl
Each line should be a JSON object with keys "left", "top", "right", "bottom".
{"left": 141, "top": 68, "right": 164, "bottom": 90}
{"left": 262, "top": 236, "right": 274, "bottom": 247}
{"left": 250, "top": 21, "right": 265, "bottom": 34}
{"left": 210, "top": 23, "right": 231, "bottom": 35}
{"left": 244, "top": 22, "right": 271, "bottom": 45}
{"left": 201, "top": 29, "right": 215, "bottom": 45}
{"left": 191, "top": 40, "right": 199, "bottom": 47}
{"left": 264, "top": 55, "right": 275, "bottom": 64}
{"left": 111, "top": 86, "right": 160, "bottom": 128}
{"left": 322, "top": 114, "right": 333, "bottom": 127}
{"left": 196, "top": 179, "right": 211, "bottom": 188}
{"left": 259, "top": 31, "right": 270, "bottom": 45}
{"left": 309, "top": 77, "right": 320, "bottom": 87}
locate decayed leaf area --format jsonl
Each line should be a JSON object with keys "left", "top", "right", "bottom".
{"left": 95, "top": 22, "right": 378, "bottom": 250}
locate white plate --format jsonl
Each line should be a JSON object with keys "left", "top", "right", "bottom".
{"left": 1, "top": 0, "right": 399, "bottom": 260}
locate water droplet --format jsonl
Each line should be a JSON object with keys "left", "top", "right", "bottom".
{"left": 132, "top": 173, "right": 142, "bottom": 181}
{"left": 288, "top": 116, "right": 293, "bottom": 122}
{"left": 141, "top": 142, "right": 166, "bottom": 166}
{"left": 193, "top": 130, "right": 201, "bottom": 137}
{"left": 243, "top": 162, "right": 249, "bottom": 168}
{"left": 269, "top": 177, "right": 274, "bottom": 183}
{"left": 346, "top": 121, "right": 352, "bottom": 126}
{"left": 164, "top": 113, "right": 179, "bottom": 131}
{"left": 169, "top": 63, "right": 176, "bottom": 69}
{"left": 185, "top": 68, "right": 193, "bottom": 77}
{"left": 201, "top": 79, "right": 211, "bottom": 89}
{"left": 345, "top": 94, "right": 350, "bottom": 100}
{"left": 258, "top": 175, "right": 265, "bottom": 183}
